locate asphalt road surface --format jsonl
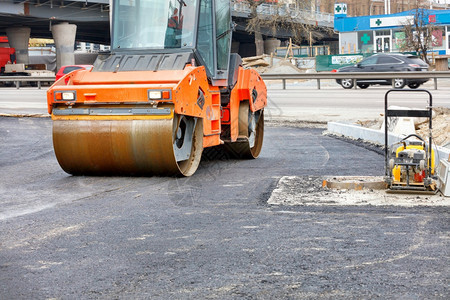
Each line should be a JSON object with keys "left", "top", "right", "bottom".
{"left": 1, "top": 117, "right": 448, "bottom": 299}
{"left": 264, "top": 80, "right": 450, "bottom": 122}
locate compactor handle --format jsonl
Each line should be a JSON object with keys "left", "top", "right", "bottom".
{"left": 400, "top": 133, "right": 425, "bottom": 144}
{"left": 384, "top": 89, "right": 433, "bottom": 180}
{"left": 384, "top": 89, "right": 433, "bottom": 109}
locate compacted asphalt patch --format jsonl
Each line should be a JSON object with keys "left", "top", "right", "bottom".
{"left": 0, "top": 117, "right": 448, "bottom": 299}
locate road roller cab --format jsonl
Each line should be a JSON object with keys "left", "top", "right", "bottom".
{"left": 47, "top": 0, "right": 267, "bottom": 176}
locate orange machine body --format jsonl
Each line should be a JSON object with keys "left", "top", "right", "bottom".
{"left": 47, "top": 64, "right": 267, "bottom": 149}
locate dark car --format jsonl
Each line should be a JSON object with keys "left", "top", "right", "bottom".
{"left": 55, "top": 64, "right": 93, "bottom": 81}
{"left": 336, "top": 53, "right": 429, "bottom": 89}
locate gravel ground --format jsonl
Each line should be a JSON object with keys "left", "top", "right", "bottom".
{"left": 269, "top": 176, "right": 449, "bottom": 207}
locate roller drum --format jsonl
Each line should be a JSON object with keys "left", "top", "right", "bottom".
{"left": 52, "top": 116, "right": 203, "bottom": 176}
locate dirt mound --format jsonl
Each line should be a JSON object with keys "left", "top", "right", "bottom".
{"left": 263, "top": 60, "right": 303, "bottom": 75}
{"left": 242, "top": 55, "right": 269, "bottom": 68}
{"left": 356, "top": 118, "right": 383, "bottom": 130}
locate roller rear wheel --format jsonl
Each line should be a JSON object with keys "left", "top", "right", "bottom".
{"left": 225, "top": 101, "right": 264, "bottom": 159}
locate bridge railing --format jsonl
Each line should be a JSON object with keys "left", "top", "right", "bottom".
{"left": 0, "top": 76, "right": 55, "bottom": 89}
{"left": 231, "top": 1, "right": 334, "bottom": 27}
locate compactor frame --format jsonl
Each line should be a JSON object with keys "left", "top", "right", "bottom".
{"left": 384, "top": 89, "right": 435, "bottom": 191}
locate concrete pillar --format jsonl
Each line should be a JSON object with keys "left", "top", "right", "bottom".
{"left": 51, "top": 22, "right": 77, "bottom": 70}
{"left": 231, "top": 41, "right": 240, "bottom": 54}
{"left": 5, "top": 27, "right": 31, "bottom": 64}
{"left": 77, "top": 42, "right": 86, "bottom": 52}
{"left": 264, "top": 38, "right": 281, "bottom": 55}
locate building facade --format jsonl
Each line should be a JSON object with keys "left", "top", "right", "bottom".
{"left": 317, "top": 0, "right": 449, "bottom": 16}
{"left": 334, "top": 8, "right": 450, "bottom": 55}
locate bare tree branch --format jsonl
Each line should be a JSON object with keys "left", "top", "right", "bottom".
{"left": 400, "top": 7, "right": 437, "bottom": 65}
{"left": 242, "top": 0, "right": 329, "bottom": 55}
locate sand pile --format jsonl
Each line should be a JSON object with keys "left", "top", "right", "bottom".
{"left": 416, "top": 107, "right": 450, "bottom": 147}
{"left": 262, "top": 60, "right": 303, "bottom": 75}
{"left": 242, "top": 55, "right": 303, "bottom": 75}
{"left": 242, "top": 55, "right": 269, "bottom": 68}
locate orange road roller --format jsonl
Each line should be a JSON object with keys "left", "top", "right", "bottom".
{"left": 47, "top": 0, "right": 267, "bottom": 176}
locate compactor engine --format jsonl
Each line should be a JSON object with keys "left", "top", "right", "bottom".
{"left": 388, "top": 136, "right": 435, "bottom": 189}
{"left": 47, "top": 0, "right": 267, "bottom": 176}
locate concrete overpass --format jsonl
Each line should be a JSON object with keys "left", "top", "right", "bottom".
{"left": 0, "top": 0, "right": 110, "bottom": 43}
{"left": 0, "top": 0, "right": 335, "bottom": 68}
{"left": 0, "top": 1, "right": 333, "bottom": 42}
{"left": 231, "top": 2, "right": 334, "bottom": 28}
{"left": 0, "top": 0, "right": 110, "bottom": 69}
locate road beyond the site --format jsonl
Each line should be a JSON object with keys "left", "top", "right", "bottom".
{"left": 0, "top": 85, "right": 449, "bottom": 298}
{"left": 2, "top": 81, "right": 450, "bottom": 122}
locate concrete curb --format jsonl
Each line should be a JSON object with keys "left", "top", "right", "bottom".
{"left": 327, "top": 121, "right": 450, "bottom": 168}
{"left": 323, "top": 176, "right": 387, "bottom": 190}
{"left": 0, "top": 113, "right": 50, "bottom": 118}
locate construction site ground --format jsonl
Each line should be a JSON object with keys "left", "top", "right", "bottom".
{"left": 0, "top": 87, "right": 449, "bottom": 298}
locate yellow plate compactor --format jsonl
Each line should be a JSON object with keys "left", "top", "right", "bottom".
{"left": 384, "top": 89, "right": 436, "bottom": 191}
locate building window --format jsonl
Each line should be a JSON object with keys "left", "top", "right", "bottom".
{"left": 358, "top": 31, "right": 374, "bottom": 53}
{"left": 375, "top": 30, "right": 390, "bottom": 36}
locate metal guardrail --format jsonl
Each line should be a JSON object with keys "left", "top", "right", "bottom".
{"left": 2, "top": 71, "right": 450, "bottom": 90}
{"left": 0, "top": 76, "right": 55, "bottom": 89}
{"left": 260, "top": 71, "right": 450, "bottom": 90}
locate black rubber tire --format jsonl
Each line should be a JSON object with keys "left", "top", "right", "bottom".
{"left": 357, "top": 84, "right": 369, "bottom": 89}
{"left": 340, "top": 79, "right": 354, "bottom": 89}
{"left": 408, "top": 83, "right": 421, "bottom": 89}
{"left": 224, "top": 102, "right": 264, "bottom": 159}
{"left": 392, "top": 78, "right": 406, "bottom": 89}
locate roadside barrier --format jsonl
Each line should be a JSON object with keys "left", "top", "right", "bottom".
{"left": 0, "top": 76, "right": 55, "bottom": 89}
{"left": 2, "top": 71, "right": 450, "bottom": 90}
{"left": 260, "top": 71, "right": 450, "bottom": 90}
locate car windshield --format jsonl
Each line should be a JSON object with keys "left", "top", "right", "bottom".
{"left": 360, "top": 56, "right": 377, "bottom": 66}
{"left": 63, "top": 66, "right": 83, "bottom": 74}
{"left": 408, "top": 57, "right": 427, "bottom": 66}
{"left": 112, "top": 0, "right": 198, "bottom": 50}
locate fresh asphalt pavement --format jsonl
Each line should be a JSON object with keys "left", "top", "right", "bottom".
{"left": 0, "top": 86, "right": 449, "bottom": 298}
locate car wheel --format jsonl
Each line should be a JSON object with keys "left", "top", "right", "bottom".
{"left": 340, "top": 79, "right": 354, "bottom": 89}
{"left": 392, "top": 78, "right": 406, "bottom": 89}
{"left": 408, "top": 83, "right": 421, "bottom": 89}
{"left": 357, "top": 84, "right": 369, "bottom": 89}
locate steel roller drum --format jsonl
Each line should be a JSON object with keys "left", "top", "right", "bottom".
{"left": 52, "top": 114, "right": 203, "bottom": 176}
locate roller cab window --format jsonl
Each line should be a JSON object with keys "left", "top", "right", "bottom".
{"left": 112, "top": 0, "right": 198, "bottom": 50}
